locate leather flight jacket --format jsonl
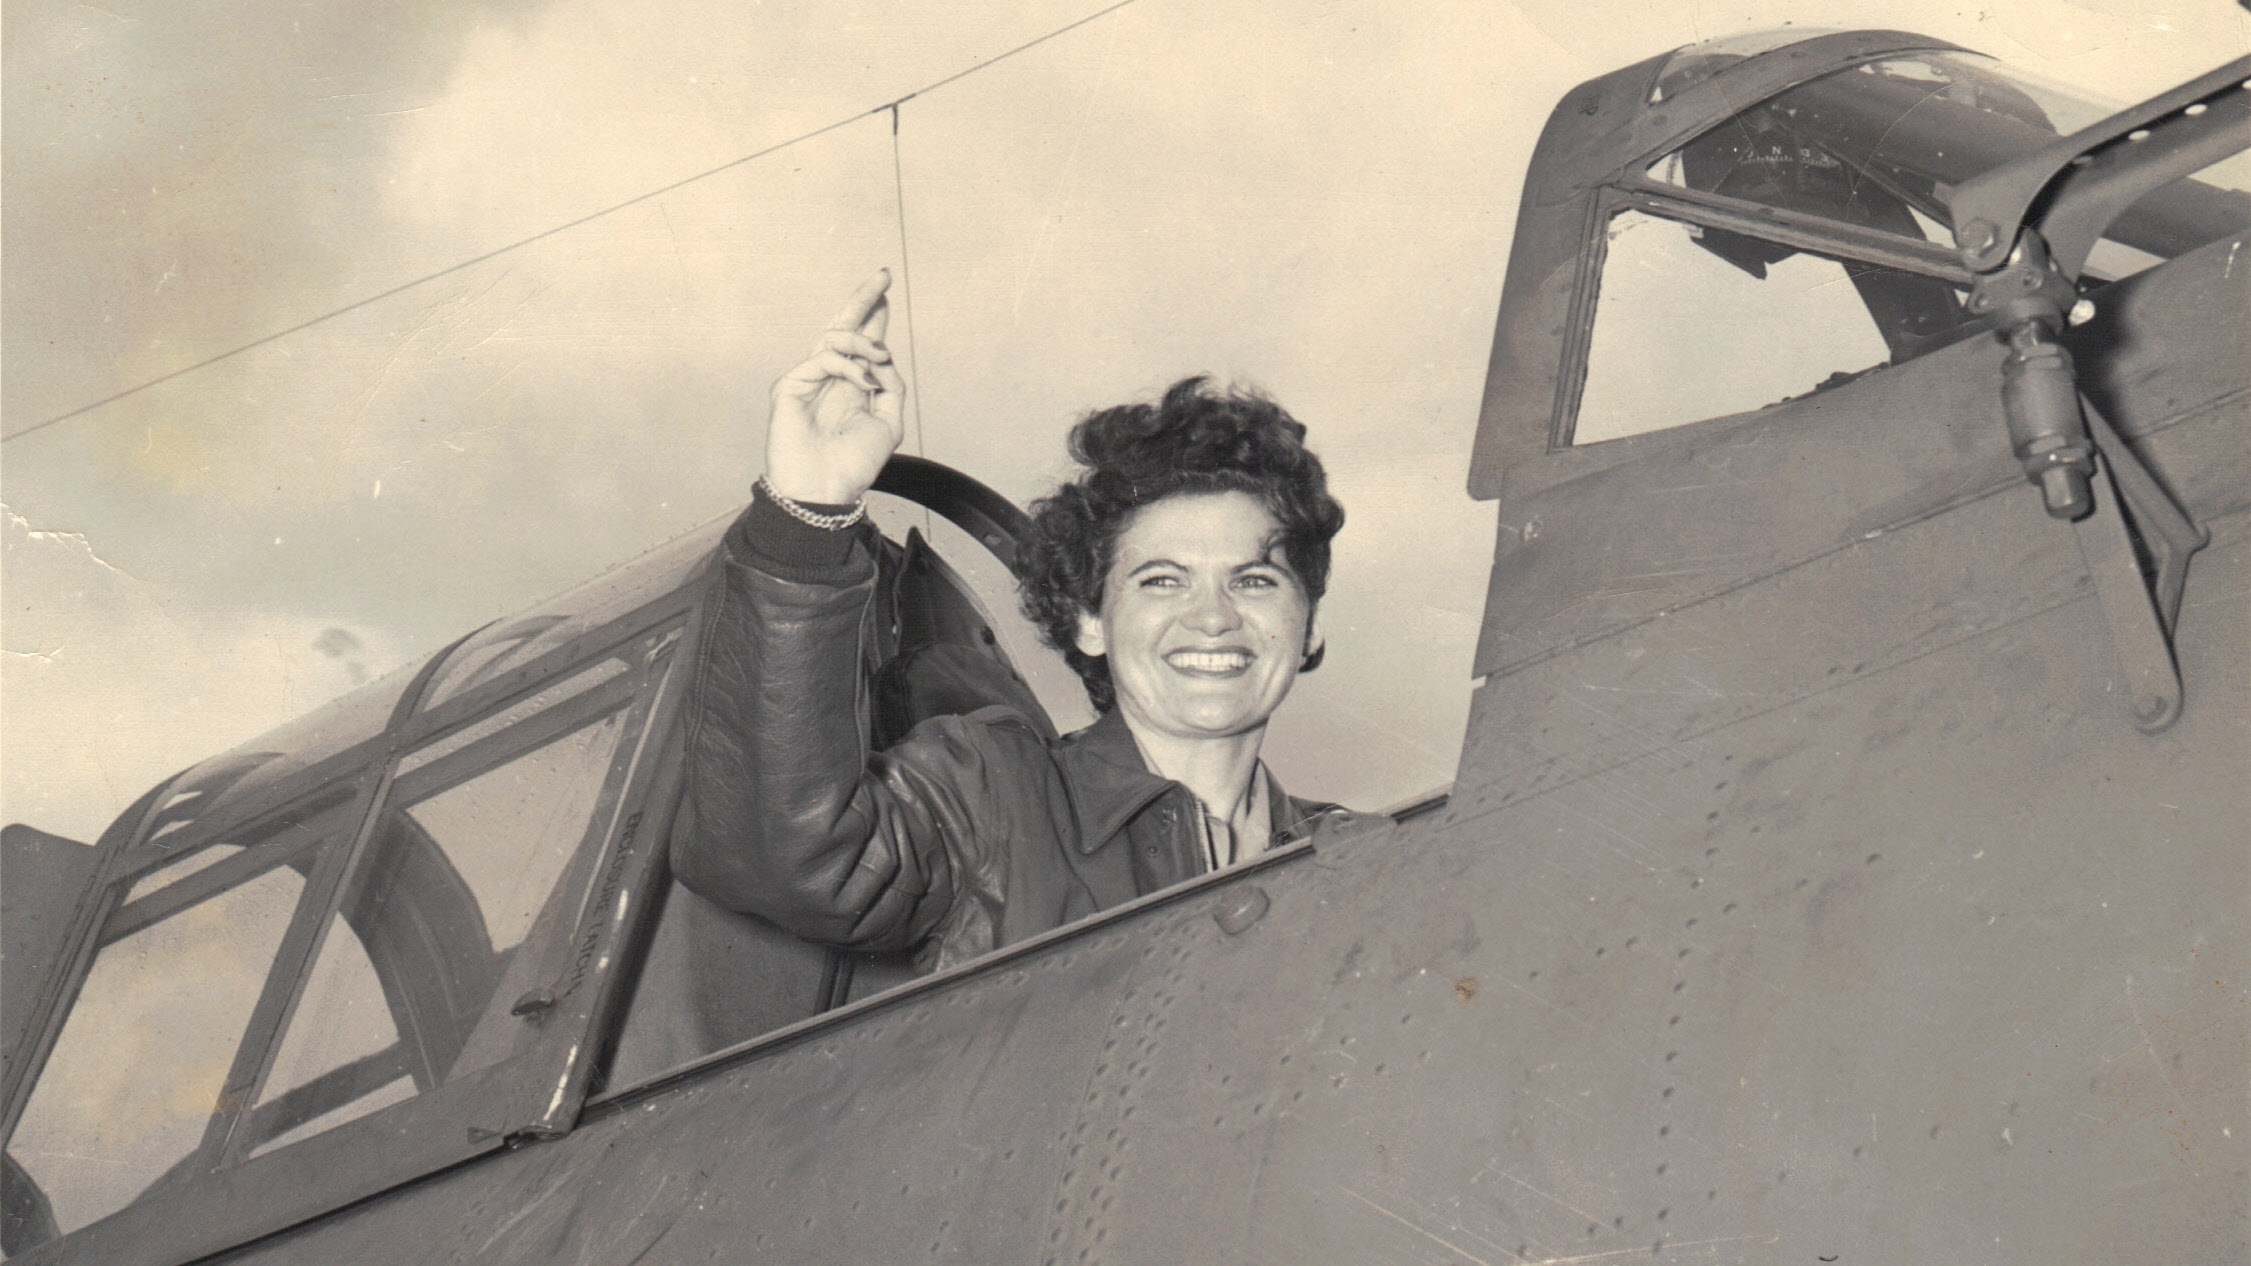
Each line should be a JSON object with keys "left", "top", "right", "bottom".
{"left": 671, "top": 496, "right": 1341, "bottom": 972}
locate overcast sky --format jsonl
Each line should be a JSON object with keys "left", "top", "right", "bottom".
{"left": 6, "top": 0, "right": 2246, "bottom": 842}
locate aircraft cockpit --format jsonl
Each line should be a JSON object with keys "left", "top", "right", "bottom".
{"left": 3, "top": 25, "right": 2246, "bottom": 1266}
{"left": 1476, "top": 30, "right": 2249, "bottom": 463}
{"left": 0, "top": 458, "right": 1071, "bottom": 1263}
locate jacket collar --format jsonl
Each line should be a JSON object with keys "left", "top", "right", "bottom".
{"left": 1058, "top": 710, "right": 1320, "bottom": 855}
{"left": 1056, "top": 709, "right": 1176, "bottom": 854}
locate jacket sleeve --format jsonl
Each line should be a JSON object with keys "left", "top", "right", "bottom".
{"left": 669, "top": 494, "right": 985, "bottom": 953}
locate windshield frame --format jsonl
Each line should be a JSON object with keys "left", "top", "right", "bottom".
{"left": 1469, "top": 30, "right": 1970, "bottom": 500}
{"left": 0, "top": 586, "right": 704, "bottom": 1266}
{"left": 1468, "top": 31, "right": 2250, "bottom": 503}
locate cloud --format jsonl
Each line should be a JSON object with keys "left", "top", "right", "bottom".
{"left": 2, "top": 0, "right": 560, "bottom": 429}
{"left": 3, "top": 505, "right": 411, "bottom": 840}
{"left": 6, "top": 0, "right": 2244, "bottom": 837}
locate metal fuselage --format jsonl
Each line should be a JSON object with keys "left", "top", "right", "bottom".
{"left": 207, "top": 230, "right": 2251, "bottom": 1266}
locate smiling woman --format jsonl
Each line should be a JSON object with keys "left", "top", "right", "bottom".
{"left": 669, "top": 273, "right": 1355, "bottom": 972}
{"left": 1019, "top": 379, "right": 1346, "bottom": 868}
{"left": 1074, "top": 492, "right": 1313, "bottom": 743}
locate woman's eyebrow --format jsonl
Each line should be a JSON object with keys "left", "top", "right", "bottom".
{"left": 1123, "top": 555, "right": 1292, "bottom": 577}
{"left": 1246, "top": 545, "right": 1299, "bottom": 577}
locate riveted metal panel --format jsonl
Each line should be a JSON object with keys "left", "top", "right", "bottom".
{"left": 204, "top": 513, "right": 2247, "bottom": 1266}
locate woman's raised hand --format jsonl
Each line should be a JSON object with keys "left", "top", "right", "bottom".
{"left": 763, "top": 270, "right": 907, "bottom": 505}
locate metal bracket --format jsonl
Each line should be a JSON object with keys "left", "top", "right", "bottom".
{"left": 1949, "top": 55, "right": 2251, "bottom": 278}
{"left": 2068, "top": 403, "right": 2209, "bottom": 733}
{"left": 1954, "top": 56, "right": 2248, "bottom": 528}
{"left": 1973, "top": 231, "right": 2098, "bottom": 519}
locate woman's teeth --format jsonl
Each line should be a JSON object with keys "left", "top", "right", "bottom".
{"left": 1168, "top": 649, "right": 1252, "bottom": 672}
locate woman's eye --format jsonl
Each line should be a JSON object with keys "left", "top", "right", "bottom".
{"left": 1234, "top": 572, "right": 1280, "bottom": 591}
{"left": 1139, "top": 574, "right": 1184, "bottom": 590}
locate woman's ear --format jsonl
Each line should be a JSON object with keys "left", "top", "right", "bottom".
{"left": 1300, "top": 611, "right": 1325, "bottom": 673}
{"left": 1073, "top": 607, "right": 1107, "bottom": 659}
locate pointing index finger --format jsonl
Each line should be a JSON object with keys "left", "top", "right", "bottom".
{"left": 827, "top": 269, "right": 892, "bottom": 333}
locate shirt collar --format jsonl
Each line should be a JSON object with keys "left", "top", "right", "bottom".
{"left": 1059, "top": 710, "right": 1305, "bottom": 858}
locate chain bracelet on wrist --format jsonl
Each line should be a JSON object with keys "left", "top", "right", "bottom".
{"left": 756, "top": 475, "right": 867, "bottom": 530}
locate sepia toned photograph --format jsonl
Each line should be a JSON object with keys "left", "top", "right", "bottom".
{"left": 4, "top": 1, "right": 2246, "bottom": 1261}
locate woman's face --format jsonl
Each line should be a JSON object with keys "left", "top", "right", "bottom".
{"left": 1074, "top": 491, "right": 1316, "bottom": 742}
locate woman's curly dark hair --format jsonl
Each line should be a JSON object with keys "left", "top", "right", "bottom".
{"left": 1017, "top": 376, "right": 1344, "bottom": 713}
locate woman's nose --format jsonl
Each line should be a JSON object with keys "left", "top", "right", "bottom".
{"left": 1182, "top": 586, "right": 1242, "bottom": 635}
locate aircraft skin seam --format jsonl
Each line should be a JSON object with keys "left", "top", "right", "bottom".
{"left": 1448, "top": 552, "right": 2221, "bottom": 835}
{"left": 1482, "top": 379, "right": 2247, "bottom": 683}
{"left": 1481, "top": 474, "right": 2024, "bottom": 683}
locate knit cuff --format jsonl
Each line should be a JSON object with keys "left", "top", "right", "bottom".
{"left": 725, "top": 485, "right": 869, "bottom": 581}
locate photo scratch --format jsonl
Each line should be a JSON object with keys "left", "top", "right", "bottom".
{"left": 2123, "top": 974, "right": 2193, "bottom": 1130}
{"left": 1497, "top": 1170, "right": 1606, "bottom": 1227}
{"left": 1340, "top": 1186, "right": 1499, "bottom": 1265}
{"left": 1530, "top": 1235, "right": 1783, "bottom": 1264}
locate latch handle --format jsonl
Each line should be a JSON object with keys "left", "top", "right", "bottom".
{"left": 2069, "top": 404, "right": 2208, "bottom": 733}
